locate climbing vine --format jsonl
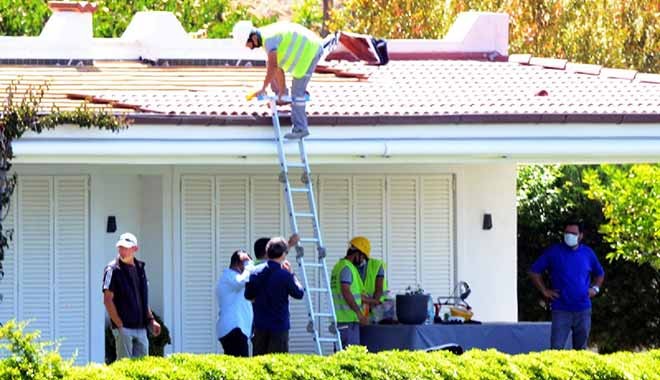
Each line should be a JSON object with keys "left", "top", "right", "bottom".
{"left": 0, "top": 81, "right": 128, "bottom": 301}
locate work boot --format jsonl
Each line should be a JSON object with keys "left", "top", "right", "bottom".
{"left": 284, "top": 128, "right": 310, "bottom": 140}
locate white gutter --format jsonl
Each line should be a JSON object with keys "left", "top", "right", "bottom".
{"left": 12, "top": 123, "right": 660, "bottom": 164}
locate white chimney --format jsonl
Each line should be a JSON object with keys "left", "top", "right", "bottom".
{"left": 40, "top": 1, "right": 96, "bottom": 42}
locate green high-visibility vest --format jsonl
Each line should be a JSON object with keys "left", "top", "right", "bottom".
{"left": 363, "top": 258, "right": 388, "bottom": 301}
{"left": 331, "top": 258, "right": 363, "bottom": 323}
{"left": 261, "top": 22, "right": 322, "bottom": 79}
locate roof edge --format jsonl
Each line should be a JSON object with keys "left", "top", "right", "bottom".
{"left": 127, "top": 113, "right": 660, "bottom": 126}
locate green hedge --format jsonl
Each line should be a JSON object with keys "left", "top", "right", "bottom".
{"left": 48, "top": 347, "right": 660, "bottom": 380}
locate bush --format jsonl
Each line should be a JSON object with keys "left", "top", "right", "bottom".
{"left": 329, "top": 0, "right": 659, "bottom": 73}
{"left": 0, "top": 320, "right": 71, "bottom": 379}
{"left": 0, "top": 0, "right": 276, "bottom": 38}
{"left": 60, "top": 346, "right": 660, "bottom": 380}
{"left": 1, "top": 326, "right": 659, "bottom": 380}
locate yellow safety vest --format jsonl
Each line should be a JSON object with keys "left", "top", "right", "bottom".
{"left": 261, "top": 22, "right": 322, "bottom": 79}
{"left": 363, "top": 258, "right": 388, "bottom": 302}
{"left": 331, "top": 258, "right": 363, "bottom": 323}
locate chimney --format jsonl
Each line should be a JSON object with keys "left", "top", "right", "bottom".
{"left": 40, "top": 1, "right": 97, "bottom": 42}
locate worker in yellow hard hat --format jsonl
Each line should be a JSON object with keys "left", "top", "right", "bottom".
{"left": 350, "top": 237, "right": 388, "bottom": 314}
{"left": 330, "top": 236, "right": 369, "bottom": 348}
{"left": 232, "top": 20, "right": 324, "bottom": 140}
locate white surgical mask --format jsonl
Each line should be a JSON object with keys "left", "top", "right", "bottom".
{"left": 564, "top": 233, "right": 579, "bottom": 247}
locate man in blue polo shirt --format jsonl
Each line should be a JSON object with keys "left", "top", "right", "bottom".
{"left": 245, "top": 237, "right": 304, "bottom": 355}
{"left": 529, "top": 220, "right": 605, "bottom": 350}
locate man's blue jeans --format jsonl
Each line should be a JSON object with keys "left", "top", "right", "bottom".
{"left": 551, "top": 309, "right": 592, "bottom": 350}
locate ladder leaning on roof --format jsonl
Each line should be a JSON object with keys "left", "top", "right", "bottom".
{"left": 257, "top": 94, "right": 342, "bottom": 355}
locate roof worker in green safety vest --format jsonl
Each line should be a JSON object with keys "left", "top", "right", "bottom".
{"left": 232, "top": 20, "right": 325, "bottom": 140}
{"left": 350, "top": 236, "right": 389, "bottom": 323}
{"left": 330, "top": 237, "right": 370, "bottom": 349}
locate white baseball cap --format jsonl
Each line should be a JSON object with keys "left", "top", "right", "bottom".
{"left": 116, "top": 232, "right": 138, "bottom": 248}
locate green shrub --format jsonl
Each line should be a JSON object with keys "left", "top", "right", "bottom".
{"left": 60, "top": 346, "right": 660, "bottom": 380}
{"left": 0, "top": 320, "right": 71, "bottom": 380}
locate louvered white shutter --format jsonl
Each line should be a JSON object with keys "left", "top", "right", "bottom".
{"left": 250, "top": 176, "right": 283, "bottom": 241}
{"left": 53, "top": 176, "right": 89, "bottom": 363}
{"left": 180, "top": 176, "right": 216, "bottom": 353}
{"left": 420, "top": 176, "right": 454, "bottom": 299}
{"left": 216, "top": 176, "right": 250, "bottom": 353}
{"left": 386, "top": 176, "right": 419, "bottom": 294}
{"left": 318, "top": 176, "right": 352, "bottom": 353}
{"left": 353, "top": 177, "right": 386, "bottom": 261}
{"left": 216, "top": 176, "right": 250, "bottom": 271}
{"left": 18, "top": 176, "right": 54, "bottom": 340}
{"left": 0, "top": 194, "right": 17, "bottom": 328}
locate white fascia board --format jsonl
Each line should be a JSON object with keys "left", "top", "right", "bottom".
{"left": 12, "top": 123, "right": 660, "bottom": 164}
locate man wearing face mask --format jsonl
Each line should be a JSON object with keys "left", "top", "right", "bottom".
{"left": 331, "top": 237, "right": 370, "bottom": 348}
{"left": 529, "top": 220, "right": 605, "bottom": 350}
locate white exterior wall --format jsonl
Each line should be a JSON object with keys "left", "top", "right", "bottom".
{"left": 457, "top": 163, "right": 518, "bottom": 321}
{"left": 5, "top": 162, "right": 517, "bottom": 361}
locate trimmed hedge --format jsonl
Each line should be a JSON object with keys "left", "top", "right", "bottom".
{"left": 57, "top": 347, "right": 660, "bottom": 380}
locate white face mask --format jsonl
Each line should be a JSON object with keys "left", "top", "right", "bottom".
{"left": 564, "top": 233, "right": 579, "bottom": 247}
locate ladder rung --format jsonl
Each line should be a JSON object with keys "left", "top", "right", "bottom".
{"left": 308, "top": 288, "right": 330, "bottom": 293}
{"left": 316, "top": 337, "right": 340, "bottom": 343}
{"left": 312, "top": 312, "right": 333, "bottom": 318}
{"left": 300, "top": 238, "right": 319, "bottom": 243}
{"left": 294, "top": 212, "right": 315, "bottom": 218}
{"left": 286, "top": 163, "right": 307, "bottom": 168}
{"left": 289, "top": 187, "right": 310, "bottom": 193}
{"left": 302, "top": 263, "right": 324, "bottom": 268}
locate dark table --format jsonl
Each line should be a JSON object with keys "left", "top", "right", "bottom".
{"left": 360, "top": 322, "right": 551, "bottom": 354}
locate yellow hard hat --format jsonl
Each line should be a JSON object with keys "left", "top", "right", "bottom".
{"left": 350, "top": 236, "right": 371, "bottom": 258}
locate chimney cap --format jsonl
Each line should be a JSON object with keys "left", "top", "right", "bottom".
{"left": 48, "top": 1, "right": 98, "bottom": 13}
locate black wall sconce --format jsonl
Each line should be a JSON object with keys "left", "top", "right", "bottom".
{"left": 107, "top": 216, "right": 117, "bottom": 233}
{"left": 482, "top": 213, "right": 493, "bottom": 230}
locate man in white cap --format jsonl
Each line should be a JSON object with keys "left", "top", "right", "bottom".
{"left": 103, "top": 232, "right": 161, "bottom": 359}
{"left": 232, "top": 20, "right": 324, "bottom": 140}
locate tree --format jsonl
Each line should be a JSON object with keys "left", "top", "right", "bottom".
{"left": 0, "top": 0, "right": 276, "bottom": 39}
{"left": 328, "top": 0, "right": 659, "bottom": 73}
{"left": 517, "top": 164, "right": 660, "bottom": 352}
{"left": 0, "top": 82, "right": 127, "bottom": 310}
{"left": 584, "top": 164, "right": 660, "bottom": 270}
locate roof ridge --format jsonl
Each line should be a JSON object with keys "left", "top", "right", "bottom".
{"left": 508, "top": 53, "right": 660, "bottom": 84}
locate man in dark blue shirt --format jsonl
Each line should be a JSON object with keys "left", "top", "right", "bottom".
{"left": 245, "top": 237, "right": 304, "bottom": 355}
{"left": 529, "top": 220, "right": 605, "bottom": 350}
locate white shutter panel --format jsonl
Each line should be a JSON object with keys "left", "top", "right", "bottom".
{"left": 317, "top": 176, "right": 352, "bottom": 353}
{"left": 387, "top": 176, "right": 419, "bottom": 294}
{"left": 250, "top": 176, "right": 283, "bottom": 241}
{"left": 180, "top": 176, "right": 216, "bottom": 353}
{"left": 284, "top": 174, "right": 319, "bottom": 354}
{"left": 353, "top": 177, "right": 386, "bottom": 260}
{"left": 0, "top": 194, "right": 17, "bottom": 327}
{"left": 17, "top": 176, "right": 54, "bottom": 340}
{"left": 216, "top": 176, "right": 249, "bottom": 269}
{"left": 54, "top": 176, "right": 89, "bottom": 363}
{"left": 420, "top": 175, "right": 453, "bottom": 299}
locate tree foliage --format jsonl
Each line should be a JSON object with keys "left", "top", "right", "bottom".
{"left": 584, "top": 164, "right": 660, "bottom": 270}
{"left": 0, "top": 0, "right": 275, "bottom": 39}
{"left": 517, "top": 164, "right": 660, "bottom": 352}
{"left": 329, "top": 0, "right": 660, "bottom": 73}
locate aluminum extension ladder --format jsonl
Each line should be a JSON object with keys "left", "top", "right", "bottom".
{"left": 259, "top": 94, "right": 343, "bottom": 355}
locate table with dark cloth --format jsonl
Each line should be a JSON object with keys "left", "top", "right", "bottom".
{"left": 360, "top": 322, "right": 551, "bottom": 354}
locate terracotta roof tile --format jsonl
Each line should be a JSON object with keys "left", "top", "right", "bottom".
{"left": 1, "top": 58, "right": 659, "bottom": 124}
